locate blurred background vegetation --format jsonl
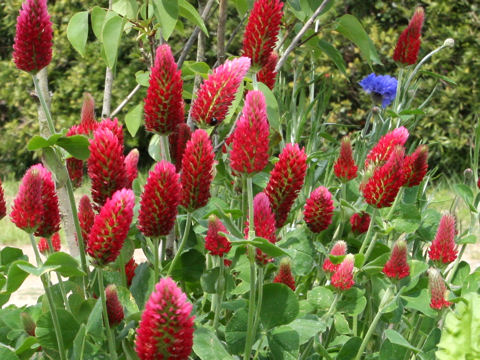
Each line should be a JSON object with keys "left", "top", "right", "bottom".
{"left": 0, "top": 0, "right": 478, "bottom": 178}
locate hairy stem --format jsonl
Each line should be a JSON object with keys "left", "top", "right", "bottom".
{"left": 98, "top": 267, "right": 118, "bottom": 360}
{"left": 167, "top": 212, "right": 193, "bottom": 277}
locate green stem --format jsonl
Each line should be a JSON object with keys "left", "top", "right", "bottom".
{"left": 29, "top": 234, "right": 67, "bottom": 360}
{"left": 46, "top": 237, "right": 71, "bottom": 312}
{"left": 321, "top": 292, "right": 341, "bottom": 321}
{"left": 358, "top": 208, "right": 377, "bottom": 255}
{"left": 252, "top": 266, "right": 265, "bottom": 338}
{"left": 160, "top": 135, "right": 171, "bottom": 162}
{"left": 167, "top": 213, "right": 193, "bottom": 277}
{"left": 403, "top": 315, "right": 423, "bottom": 360}
{"left": 386, "top": 187, "right": 404, "bottom": 220}
{"left": 97, "top": 267, "right": 118, "bottom": 360}
{"left": 445, "top": 244, "right": 467, "bottom": 283}
{"left": 354, "top": 286, "right": 394, "bottom": 360}
{"left": 363, "top": 233, "right": 379, "bottom": 264}
{"left": 118, "top": 250, "right": 127, "bottom": 288}
{"left": 213, "top": 256, "right": 225, "bottom": 331}
{"left": 153, "top": 237, "right": 160, "bottom": 282}
{"left": 32, "top": 74, "right": 55, "bottom": 134}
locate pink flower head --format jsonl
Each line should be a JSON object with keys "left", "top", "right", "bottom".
{"left": 361, "top": 146, "right": 405, "bottom": 208}
{"left": 135, "top": 277, "right": 194, "bottom": 360}
{"left": 230, "top": 90, "right": 270, "bottom": 174}
{"left": 97, "top": 117, "right": 124, "bottom": 145}
{"left": 180, "top": 130, "right": 215, "bottom": 211}
{"left": 11, "top": 166, "right": 43, "bottom": 233}
{"left": 125, "top": 257, "right": 138, "bottom": 287}
{"left": 169, "top": 123, "right": 192, "bottom": 172}
{"left": 87, "top": 189, "right": 135, "bottom": 266}
{"left": 350, "top": 212, "right": 371, "bottom": 234}
{"left": 245, "top": 193, "right": 277, "bottom": 265}
{"left": 0, "top": 178, "right": 6, "bottom": 220}
{"left": 144, "top": 44, "right": 185, "bottom": 134}
{"left": 365, "top": 127, "right": 409, "bottom": 168}
{"left": 13, "top": 0, "right": 53, "bottom": 73}
{"left": 78, "top": 195, "right": 95, "bottom": 246}
{"left": 334, "top": 137, "right": 358, "bottom": 182}
{"left": 323, "top": 240, "right": 347, "bottom": 274}
{"left": 304, "top": 186, "right": 334, "bottom": 233}
{"left": 106, "top": 284, "right": 124, "bottom": 326}
{"left": 257, "top": 52, "right": 278, "bottom": 90}
{"left": 242, "top": 0, "right": 284, "bottom": 69}
{"left": 428, "top": 268, "right": 451, "bottom": 310}
{"left": 428, "top": 214, "right": 457, "bottom": 264}
{"left": 138, "top": 161, "right": 181, "bottom": 237}
{"left": 393, "top": 7, "right": 425, "bottom": 65}
{"left": 331, "top": 254, "right": 355, "bottom": 290}
{"left": 124, "top": 149, "right": 139, "bottom": 188}
{"left": 205, "top": 216, "right": 231, "bottom": 257}
{"left": 32, "top": 164, "right": 61, "bottom": 238}
{"left": 265, "top": 143, "right": 307, "bottom": 227}
{"left": 403, "top": 145, "right": 428, "bottom": 187}
{"left": 273, "top": 258, "right": 295, "bottom": 291}
{"left": 88, "top": 128, "right": 128, "bottom": 211}
{"left": 191, "top": 57, "right": 251, "bottom": 126}
{"left": 38, "top": 232, "right": 61, "bottom": 254}
{"left": 80, "top": 92, "right": 98, "bottom": 134}
{"left": 383, "top": 239, "right": 410, "bottom": 279}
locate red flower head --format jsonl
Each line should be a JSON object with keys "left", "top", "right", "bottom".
{"left": 245, "top": 193, "right": 277, "bottom": 265}
{"left": 403, "top": 145, "right": 428, "bottom": 187}
{"left": 11, "top": 166, "right": 43, "bottom": 233}
{"left": 257, "top": 52, "right": 278, "bottom": 90}
{"left": 87, "top": 189, "right": 135, "bottom": 266}
{"left": 38, "top": 232, "right": 61, "bottom": 254}
{"left": 365, "top": 127, "right": 409, "bottom": 168}
{"left": 273, "top": 258, "right": 296, "bottom": 291}
{"left": 21, "top": 312, "right": 36, "bottom": 337}
{"left": 88, "top": 128, "right": 128, "bottom": 211}
{"left": 334, "top": 137, "right": 358, "bottom": 182}
{"left": 323, "top": 240, "right": 347, "bottom": 274}
{"left": 428, "top": 214, "right": 457, "bottom": 264}
{"left": 361, "top": 146, "right": 405, "bottom": 208}
{"left": 331, "top": 254, "right": 355, "bottom": 291}
{"left": 138, "top": 161, "right": 181, "bottom": 237}
{"left": 31, "top": 164, "right": 61, "bottom": 238}
{"left": 350, "top": 212, "right": 371, "bottom": 234}
{"left": 144, "top": 44, "right": 185, "bottom": 134}
{"left": 80, "top": 92, "right": 98, "bottom": 134}
{"left": 304, "top": 186, "right": 334, "bottom": 233}
{"left": 265, "top": 143, "right": 307, "bottom": 227}
{"left": 125, "top": 258, "right": 138, "bottom": 287}
{"left": 180, "top": 130, "right": 215, "bottom": 211}
{"left": 230, "top": 90, "right": 270, "bottom": 174}
{"left": 169, "top": 123, "right": 192, "bottom": 172}
{"left": 205, "top": 216, "right": 231, "bottom": 257}
{"left": 393, "top": 7, "right": 425, "bottom": 65}
{"left": 428, "top": 268, "right": 451, "bottom": 310}
{"left": 191, "top": 57, "right": 251, "bottom": 126}
{"left": 242, "top": 0, "right": 284, "bottom": 69}
{"left": 106, "top": 284, "right": 124, "bottom": 326}
{"left": 0, "top": 178, "right": 6, "bottom": 220}
{"left": 124, "top": 149, "right": 139, "bottom": 188}
{"left": 66, "top": 125, "right": 85, "bottom": 188}
{"left": 13, "top": 0, "right": 53, "bottom": 73}
{"left": 383, "top": 239, "right": 410, "bottom": 279}
{"left": 78, "top": 195, "right": 95, "bottom": 245}
{"left": 135, "top": 277, "right": 195, "bottom": 360}
{"left": 98, "top": 117, "right": 124, "bottom": 145}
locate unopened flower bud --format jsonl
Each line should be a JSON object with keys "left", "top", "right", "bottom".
{"left": 443, "top": 38, "right": 454, "bottom": 47}
{"left": 463, "top": 168, "right": 473, "bottom": 181}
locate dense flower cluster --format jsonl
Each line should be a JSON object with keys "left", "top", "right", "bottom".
{"left": 169, "top": 123, "right": 192, "bottom": 172}
{"left": 124, "top": 149, "right": 139, "bottom": 188}
{"left": 205, "top": 216, "right": 231, "bottom": 257}
{"left": 257, "top": 52, "right": 278, "bottom": 89}
{"left": 0, "top": 179, "right": 6, "bottom": 220}
{"left": 334, "top": 137, "right": 358, "bottom": 181}
{"left": 38, "top": 232, "right": 61, "bottom": 254}
{"left": 125, "top": 258, "right": 138, "bottom": 287}
{"left": 323, "top": 240, "right": 347, "bottom": 274}
{"left": 106, "top": 285, "right": 124, "bottom": 326}
{"left": 78, "top": 195, "right": 95, "bottom": 246}
{"left": 331, "top": 254, "right": 355, "bottom": 290}
{"left": 428, "top": 268, "right": 451, "bottom": 310}
{"left": 304, "top": 186, "right": 334, "bottom": 233}
{"left": 383, "top": 240, "right": 410, "bottom": 279}
{"left": 403, "top": 145, "right": 428, "bottom": 187}
{"left": 428, "top": 214, "right": 457, "bottom": 264}
{"left": 393, "top": 7, "right": 425, "bottom": 65}
{"left": 350, "top": 212, "right": 371, "bottom": 234}
{"left": 365, "top": 127, "right": 409, "bottom": 168}
{"left": 273, "top": 258, "right": 296, "bottom": 291}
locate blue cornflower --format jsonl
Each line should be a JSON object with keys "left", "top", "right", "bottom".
{"left": 359, "top": 73, "right": 398, "bottom": 108}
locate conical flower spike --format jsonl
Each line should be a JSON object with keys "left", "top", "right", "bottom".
{"left": 80, "top": 92, "right": 98, "bottom": 134}
{"left": 138, "top": 161, "right": 181, "bottom": 237}
{"left": 383, "top": 239, "right": 410, "bottom": 279}
{"left": 144, "top": 44, "right": 185, "bottom": 134}
{"left": 125, "top": 258, "right": 138, "bottom": 287}
{"left": 13, "top": 0, "right": 53, "bottom": 73}
{"left": 135, "top": 277, "right": 195, "bottom": 360}
{"left": 403, "top": 145, "right": 428, "bottom": 187}
{"left": 428, "top": 214, "right": 457, "bottom": 264}
{"left": 106, "top": 285, "right": 124, "bottom": 327}
{"left": 78, "top": 195, "right": 95, "bottom": 246}
{"left": 0, "top": 178, "right": 6, "bottom": 220}
{"left": 87, "top": 189, "right": 135, "bottom": 266}
{"left": 428, "top": 268, "right": 451, "bottom": 310}
{"left": 38, "top": 232, "right": 61, "bottom": 254}
{"left": 393, "top": 7, "right": 425, "bottom": 65}
{"left": 365, "top": 127, "right": 409, "bottom": 168}
{"left": 323, "top": 240, "right": 347, "bottom": 274}
{"left": 97, "top": 117, "right": 124, "bottom": 145}
{"left": 124, "top": 149, "right": 139, "bottom": 188}
{"left": 350, "top": 212, "right": 370, "bottom": 234}
{"left": 191, "top": 57, "right": 251, "bottom": 126}
{"left": 257, "top": 52, "right": 278, "bottom": 89}
{"left": 205, "top": 216, "right": 231, "bottom": 257}
{"left": 169, "top": 123, "right": 192, "bottom": 172}
{"left": 242, "top": 0, "right": 284, "bottom": 68}
{"left": 331, "top": 254, "right": 355, "bottom": 290}
{"left": 230, "top": 90, "right": 270, "bottom": 175}
{"left": 274, "top": 258, "right": 296, "bottom": 291}
{"left": 265, "top": 143, "right": 307, "bottom": 227}
{"left": 304, "top": 186, "right": 334, "bottom": 233}
{"left": 334, "top": 137, "right": 358, "bottom": 182}
{"left": 180, "top": 130, "right": 215, "bottom": 211}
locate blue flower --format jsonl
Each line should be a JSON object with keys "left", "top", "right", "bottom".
{"left": 359, "top": 73, "right": 398, "bottom": 108}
